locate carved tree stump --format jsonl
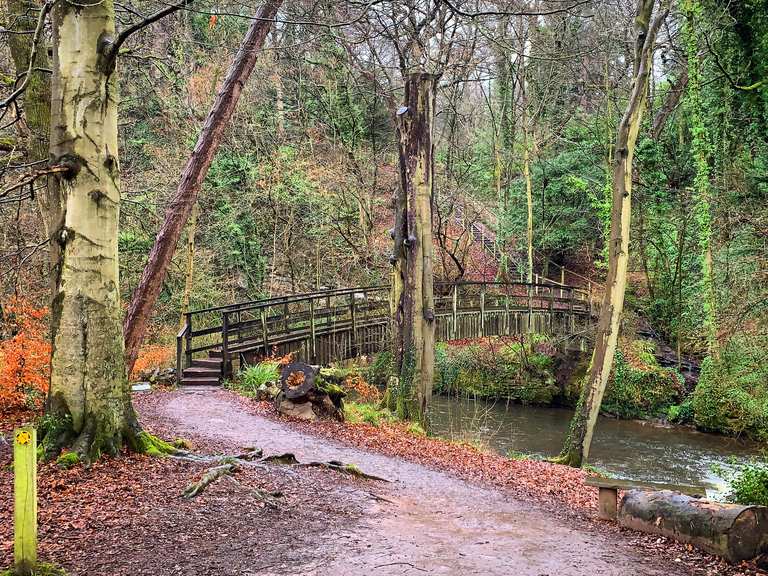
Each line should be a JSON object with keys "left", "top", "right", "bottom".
{"left": 275, "top": 362, "right": 344, "bottom": 421}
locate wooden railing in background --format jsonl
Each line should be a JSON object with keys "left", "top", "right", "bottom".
{"left": 176, "top": 281, "right": 598, "bottom": 379}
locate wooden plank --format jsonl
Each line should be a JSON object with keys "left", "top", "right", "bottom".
{"left": 585, "top": 476, "right": 707, "bottom": 496}
{"left": 14, "top": 426, "right": 37, "bottom": 573}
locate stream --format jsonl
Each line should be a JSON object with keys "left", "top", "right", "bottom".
{"left": 429, "top": 395, "right": 764, "bottom": 497}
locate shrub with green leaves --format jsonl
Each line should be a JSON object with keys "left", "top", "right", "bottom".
{"left": 231, "top": 362, "right": 280, "bottom": 397}
{"left": 601, "top": 344, "right": 684, "bottom": 419}
{"left": 728, "top": 461, "right": 768, "bottom": 506}
{"left": 692, "top": 340, "right": 768, "bottom": 441}
{"left": 433, "top": 337, "right": 559, "bottom": 405}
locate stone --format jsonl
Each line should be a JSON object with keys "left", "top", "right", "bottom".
{"left": 278, "top": 399, "right": 316, "bottom": 421}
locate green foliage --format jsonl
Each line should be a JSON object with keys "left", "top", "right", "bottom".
{"left": 366, "top": 351, "right": 395, "bottom": 388}
{"left": 601, "top": 345, "right": 684, "bottom": 419}
{"left": 345, "top": 402, "right": 396, "bottom": 427}
{"left": 727, "top": 461, "right": 768, "bottom": 506}
{"left": 434, "top": 338, "right": 559, "bottom": 405}
{"left": 232, "top": 362, "right": 280, "bottom": 397}
{"left": 0, "top": 563, "right": 69, "bottom": 576}
{"left": 667, "top": 398, "right": 695, "bottom": 424}
{"left": 497, "top": 121, "right": 605, "bottom": 262}
{"left": 692, "top": 340, "right": 768, "bottom": 441}
{"left": 56, "top": 451, "right": 80, "bottom": 469}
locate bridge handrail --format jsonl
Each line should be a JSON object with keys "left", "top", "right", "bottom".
{"left": 177, "top": 280, "right": 599, "bottom": 379}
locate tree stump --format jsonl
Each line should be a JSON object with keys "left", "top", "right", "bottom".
{"left": 618, "top": 489, "right": 768, "bottom": 562}
{"left": 274, "top": 362, "right": 344, "bottom": 421}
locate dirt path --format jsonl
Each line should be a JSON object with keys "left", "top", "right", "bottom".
{"left": 148, "top": 388, "right": 690, "bottom": 576}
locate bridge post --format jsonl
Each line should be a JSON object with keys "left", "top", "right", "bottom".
{"left": 221, "top": 311, "right": 230, "bottom": 378}
{"left": 350, "top": 294, "right": 358, "bottom": 357}
{"left": 283, "top": 302, "right": 289, "bottom": 334}
{"left": 527, "top": 283, "right": 533, "bottom": 333}
{"left": 260, "top": 307, "right": 268, "bottom": 354}
{"left": 309, "top": 298, "right": 317, "bottom": 362}
{"left": 452, "top": 285, "right": 458, "bottom": 340}
{"left": 184, "top": 312, "right": 193, "bottom": 368}
{"left": 480, "top": 285, "right": 486, "bottom": 337}
{"left": 505, "top": 293, "right": 511, "bottom": 336}
{"left": 569, "top": 288, "right": 576, "bottom": 333}
{"left": 549, "top": 285, "right": 555, "bottom": 334}
{"left": 560, "top": 268, "right": 565, "bottom": 298}
{"left": 535, "top": 274, "right": 539, "bottom": 295}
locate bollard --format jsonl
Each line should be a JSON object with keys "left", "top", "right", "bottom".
{"left": 14, "top": 426, "right": 37, "bottom": 575}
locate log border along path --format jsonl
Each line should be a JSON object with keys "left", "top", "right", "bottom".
{"left": 176, "top": 280, "right": 599, "bottom": 385}
{"left": 148, "top": 388, "right": 691, "bottom": 576}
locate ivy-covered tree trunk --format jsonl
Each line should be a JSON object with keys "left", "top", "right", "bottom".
{"left": 556, "top": 0, "right": 667, "bottom": 468}
{"left": 4, "top": 0, "right": 58, "bottom": 252}
{"left": 390, "top": 72, "right": 439, "bottom": 428}
{"left": 682, "top": 0, "right": 718, "bottom": 356}
{"left": 45, "top": 0, "right": 143, "bottom": 459}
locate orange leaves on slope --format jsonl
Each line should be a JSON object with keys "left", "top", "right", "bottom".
{"left": 0, "top": 297, "right": 51, "bottom": 414}
{"left": 131, "top": 344, "right": 175, "bottom": 381}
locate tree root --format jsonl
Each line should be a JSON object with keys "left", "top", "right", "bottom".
{"left": 183, "top": 463, "right": 238, "bottom": 498}
{"left": 298, "top": 460, "right": 390, "bottom": 482}
{"left": 180, "top": 450, "right": 389, "bottom": 501}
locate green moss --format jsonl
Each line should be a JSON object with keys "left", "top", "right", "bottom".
{"left": 406, "top": 422, "right": 426, "bottom": 436}
{"left": 56, "top": 451, "right": 80, "bottom": 469}
{"left": 345, "top": 402, "right": 396, "bottom": 427}
{"left": 172, "top": 438, "right": 193, "bottom": 450}
{"left": 134, "top": 432, "right": 179, "bottom": 457}
{"left": 692, "top": 345, "right": 768, "bottom": 440}
{"left": 0, "top": 562, "right": 69, "bottom": 575}
{"left": 601, "top": 348, "right": 683, "bottom": 419}
{"left": 434, "top": 337, "right": 559, "bottom": 405}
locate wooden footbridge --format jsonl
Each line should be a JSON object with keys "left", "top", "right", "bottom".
{"left": 176, "top": 281, "right": 600, "bottom": 385}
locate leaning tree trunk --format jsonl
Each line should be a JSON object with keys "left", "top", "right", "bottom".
{"left": 556, "top": 0, "right": 668, "bottom": 468}
{"left": 123, "top": 0, "right": 283, "bottom": 374}
{"left": 46, "top": 0, "right": 141, "bottom": 459}
{"left": 389, "top": 72, "right": 439, "bottom": 428}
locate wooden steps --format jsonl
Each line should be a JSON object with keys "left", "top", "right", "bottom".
{"left": 181, "top": 351, "right": 223, "bottom": 386}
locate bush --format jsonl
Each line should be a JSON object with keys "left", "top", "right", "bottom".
{"left": 345, "top": 401, "right": 395, "bottom": 426}
{"left": 433, "top": 337, "right": 559, "bottom": 405}
{"left": 692, "top": 341, "right": 768, "bottom": 440}
{"left": 366, "top": 351, "right": 394, "bottom": 388}
{"left": 0, "top": 298, "right": 50, "bottom": 414}
{"left": 727, "top": 461, "right": 768, "bottom": 506}
{"left": 232, "top": 361, "right": 280, "bottom": 396}
{"left": 601, "top": 341, "right": 684, "bottom": 419}
{"left": 667, "top": 398, "right": 694, "bottom": 424}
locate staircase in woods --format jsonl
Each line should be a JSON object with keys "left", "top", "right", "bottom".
{"left": 181, "top": 354, "right": 224, "bottom": 386}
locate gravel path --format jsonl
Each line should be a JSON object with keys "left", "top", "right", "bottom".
{"left": 148, "top": 388, "right": 691, "bottom": 576}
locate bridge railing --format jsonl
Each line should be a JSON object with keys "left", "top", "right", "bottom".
{"left": 176, "top": 281, "right": 598, "bottom": 378}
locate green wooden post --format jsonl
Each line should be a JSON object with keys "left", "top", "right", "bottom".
{"left": 14, "top": 426, "right": 37, "bottom": 575}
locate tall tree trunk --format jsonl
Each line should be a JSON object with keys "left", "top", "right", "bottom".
{"left": 556, "top": 0, "right": 667, "bottom": 468}
{"left": 46, "top": 0, "right": 141, "bottom": 459}
{"left": 123, "top": 0, "right": 283, "bottom": 373}
{"left": 390, "top": 72, "right": 439, "bottom": 428}
{"left": 4, "top": 0, "right": 58, "bottom": 263}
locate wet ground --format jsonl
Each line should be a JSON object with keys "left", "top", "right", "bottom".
{"left": 146, "top": 388, "right": 691, "bottom": 576}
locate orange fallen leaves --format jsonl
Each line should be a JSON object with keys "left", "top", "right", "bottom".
{"left": 131, "top": 344, "right": 174, "bottom": 380}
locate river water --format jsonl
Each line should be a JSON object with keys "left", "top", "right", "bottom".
{"left": 429, "top": 395, "right": 764, "bottom": 497}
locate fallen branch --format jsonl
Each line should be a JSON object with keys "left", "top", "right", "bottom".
{"left": 298, "top": 460, "right": 390, "bottom": 482}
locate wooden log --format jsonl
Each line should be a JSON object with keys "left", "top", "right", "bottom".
{"left": 618, "top": 489, "right": 768, "bottom": 562}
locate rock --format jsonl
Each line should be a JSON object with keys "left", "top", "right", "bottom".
{"left": 278, "top": 399, "right": 317, "bottom": 421}
{"left": 131, "top": 382, "right": 152, "bottom": 392}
